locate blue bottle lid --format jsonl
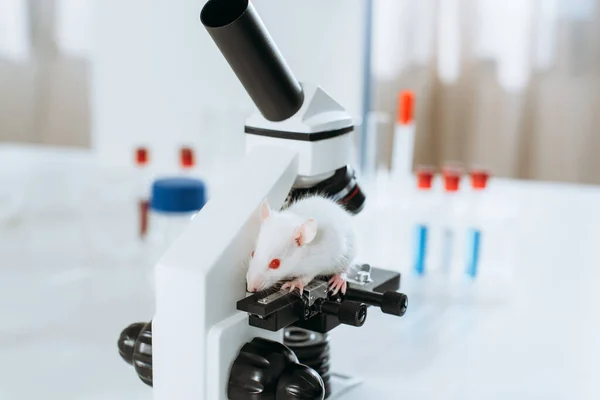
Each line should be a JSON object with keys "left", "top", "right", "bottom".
{"left": 150, "top": 177, "right": 207, "bottom": 213}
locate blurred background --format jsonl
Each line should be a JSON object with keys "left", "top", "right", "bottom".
{"left": 2, "top": 0, "right": 600, "bottom": 182}
{"left": 2, "top": 0, "right": 600, "bottom": 399}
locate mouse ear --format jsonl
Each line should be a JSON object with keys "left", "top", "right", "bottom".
{"left": 260, "top": 199, "right": 271, "bottom": 223}
{"left": 293, "top": 218, "right": 317, "bottom": 247}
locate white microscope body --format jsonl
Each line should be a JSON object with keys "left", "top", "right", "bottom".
{"left": 152, "top": 1, "right": 361, "bottom": 399}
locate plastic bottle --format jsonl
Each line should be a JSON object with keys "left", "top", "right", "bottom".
{"left": 146, "top": 177, "right": 207, "bottom": 267}
{"left": 143, "top": 177, "right": 207, "bottom": 289}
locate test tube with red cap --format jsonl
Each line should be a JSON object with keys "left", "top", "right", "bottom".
{"left": 179, "top": 146, "right": 195, "bottom": 171}
{"left": 135, "top": 147, "right": 150, "bottom": 239}
{"left": 391, "top": 90, "right": 416, "bottom": 185}
{"left": 413, "top": 166, "right": 435, "bottom": 276}
{"left": 465, "top": 168, "right": 490, "bottom": 278}
{"left": 470, "top": 169, "right": 490, "bottom": 191}
{"left": 439, "top": 166, "right": 463, "bottom": 274}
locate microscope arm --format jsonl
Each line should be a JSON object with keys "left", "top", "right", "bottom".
{"left": 152, "top": 146, "right": 298, "bottom": 400}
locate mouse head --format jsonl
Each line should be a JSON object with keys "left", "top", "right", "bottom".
{"left": 246, "top": 199, "right": 317, "bottom": 292}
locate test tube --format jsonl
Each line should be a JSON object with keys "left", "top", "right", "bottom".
{"left": 180, "top": 147, "right": 195, "bottom": 170}
{"left": 413, "top": 166, "right": 435, "bottom": 276}
{"left": 466, "top": 169, "right": 490, "bottom": 278}
{"left": 363, "top": 111, "right": 390, "bottom": 180}
{"left": 391, "top": 91, "right": 416, "bottom": 185}
{"left": 135, "top": 147, "right": 149, "bottom": 166}
{"left": 440, "top": 166, "right": 462, "bottom": 274}
{"left": 135, "top": 147, "right": 150, "bottom": 239}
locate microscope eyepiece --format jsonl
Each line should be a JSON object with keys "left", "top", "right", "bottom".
{"left": 201, "top": 0, "right": 304, "bottom": 122}
{"left": 201, "top": 0, "right": 366, "bottom": 214}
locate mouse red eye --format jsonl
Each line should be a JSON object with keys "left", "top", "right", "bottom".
{"left": 251, "top": 251, "right": 255, "bottom": 258}
{"left": 269, "top": 259, "right": 280, "bottom": 269}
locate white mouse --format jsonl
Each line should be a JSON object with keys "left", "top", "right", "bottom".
{"left": 246, "top": 194, "right": 357, "bottom": 295}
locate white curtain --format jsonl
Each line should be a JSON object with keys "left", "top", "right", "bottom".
{"left": 0, "top": 0, "right": 92, "bottom": 146}
{"left": 56, "top": 0, "right": 92, "bottom": 56}
{"left": 372, "top": 0, "right": 600, "bottom": 184}
{"left": 0, "top": 0, "right": 30, "bottom": 61}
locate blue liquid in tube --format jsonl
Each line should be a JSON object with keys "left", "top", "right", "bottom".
{"left": 414, "top": 224, "right": 428, "bottom": 275}
{"left": 466, "top": 228, "right": 481, "bottom": 278}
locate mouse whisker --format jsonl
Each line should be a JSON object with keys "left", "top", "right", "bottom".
{"left": 266, "top": 286, "right": 279, "bottom": 296}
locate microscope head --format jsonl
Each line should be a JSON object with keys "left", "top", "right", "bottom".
{"left": 201, "top": 0, "right": 365, "bottom": 213}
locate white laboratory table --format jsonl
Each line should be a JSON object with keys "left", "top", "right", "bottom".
{"left": 1, "top": 145, "right": 600, "bottom": 399}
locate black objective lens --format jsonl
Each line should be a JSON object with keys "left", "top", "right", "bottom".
{"left": 288, "top": 166, "right": 366, "bottom": 214}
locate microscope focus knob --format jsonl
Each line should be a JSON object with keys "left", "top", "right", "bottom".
{"left": 345, "top": 288, "right": 408, "bottom": 317}
{"left": 276, "top": 363, "right": 325, "bottom": 400}
{"left": 117, "top": 321, "right": 153, "bottom": 387}
{"left": 118, "top": 322, "right": 145, "bottom": 364}
{"left": 228, "top": 337, "right": 324, "bottom": 400}
{"left": 132, "top": 322, "right": 153, "bottom": 386}
{"left": 319, "top": 300, "right": 367, "bottom": 327}
{"left": 381, "top": 291, "right": 408, "bottom": 317}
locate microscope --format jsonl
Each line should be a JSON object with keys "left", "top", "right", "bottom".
{"left": 117, "top": 1, "right": 408, "bottom": 399}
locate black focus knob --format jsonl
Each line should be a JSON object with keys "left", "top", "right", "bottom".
{"left": 319, "top": 300, "right": 367, "bottom": 327}
{"left": 132, "top": 322, "right": 153, "bottom": 386}
{"left": 381, "top": 291, "right": 408, "bottom": 317}
{"left": 118, "top": 322, "right": 145, "bottom": 365}
{"left": 228, "top": 337, "right": 324, "bottom": 400}
{"left": 228, "top": 337, "right": 298, "bottom": 399}
{"left": 117, "top": 321, "right": 153, "bottom": 387}
{"left": 344, "top": 288, "right": 408, "bottom": 317}
{"left": 276, "top": 363, "right": 325, "bottom": 400}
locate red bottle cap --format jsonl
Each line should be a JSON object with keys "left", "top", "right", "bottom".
{"left": 397, "top": 90, "right": 415, "bottom": 125}
{"left": 135, "top": 147, "right": 149, "bottom": 166}
{"left": 180, "top": 147, "right": 195, "bottom": 169}
{"left": 416, "top": 166, "right": 434, "bottom": 190}
{"left": 443, "top": 173, "right": 461, "bottom": 192}
{"left": 470, "top": 169, "right": 490, "bottom": 190}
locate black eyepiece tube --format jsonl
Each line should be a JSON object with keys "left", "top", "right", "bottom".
{"left": 200, "top": 0, "right": 304, "bottom": 122}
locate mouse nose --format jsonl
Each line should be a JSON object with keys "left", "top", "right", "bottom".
{"left": 247, "top": 279, "right": 261, "bottom": 293}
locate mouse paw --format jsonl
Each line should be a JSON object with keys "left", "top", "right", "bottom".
{"left": 328, "top": 274, "right": 347, "bottom": 295}
{"left": 281, "top": 278, "right": 306, "bottom": 296}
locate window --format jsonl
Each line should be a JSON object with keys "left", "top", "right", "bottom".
{"left": 56, "top": 0, "right": 93, "bottom": 56}
{"left": 0, "top": 0, "right": 30, "bottom": 61}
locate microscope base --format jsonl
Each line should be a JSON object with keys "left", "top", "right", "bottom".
{"left": 328, "top": 372, "right": 363, "bottom": 399}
